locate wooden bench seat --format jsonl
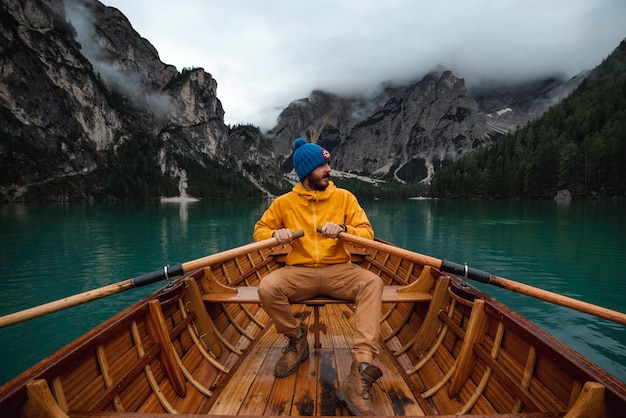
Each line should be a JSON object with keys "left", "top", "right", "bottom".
{"left": 201, "top": 274, "right": 433, "bottom": 348}
{"left": 201, "top": 284, "right": 432, "bottom": 304}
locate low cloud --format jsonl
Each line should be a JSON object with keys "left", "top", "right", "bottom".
{"left": 103, "top": 1, "right": 626, "bottom": 130}
{"left": 64, "top": 0, "right": 172, "bottom": 118}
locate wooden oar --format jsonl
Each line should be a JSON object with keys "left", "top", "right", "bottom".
{"left": 331, "top": 229, "right": 626, "bottom": 325}
{"left": 0, "top": 231, "right": 304, "bottom": 329}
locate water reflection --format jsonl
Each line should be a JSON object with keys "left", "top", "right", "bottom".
{"left": 160, "top": 199, "right": 197, "bottom": 223}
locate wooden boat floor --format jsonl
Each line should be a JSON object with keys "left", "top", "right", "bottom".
{"left": 99, "top": 302, "right": 561, "bottom": 418}
{"left": 207, "top": 304, "right": 426, "bottom": 417}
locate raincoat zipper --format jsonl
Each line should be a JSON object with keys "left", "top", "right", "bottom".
{"left": 312, "top": 191, "right": 320, "bottom": 264}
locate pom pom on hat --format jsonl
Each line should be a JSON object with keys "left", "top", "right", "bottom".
{"left": 293, "top": 137, "right": 331, "bottom": 181}
{"left": 294, "top": 137, "right": 308, "bottom": 149}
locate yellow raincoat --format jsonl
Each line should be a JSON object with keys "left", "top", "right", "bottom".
{"left": 253, "top": 181, "right": 374, "bottom": 267}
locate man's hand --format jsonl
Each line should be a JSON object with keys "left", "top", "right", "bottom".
{"left": 273, "top": 228, "right": 294, "bottom": 244}
{"left": 320, "top": 222, "right": 346, "bottom": 239}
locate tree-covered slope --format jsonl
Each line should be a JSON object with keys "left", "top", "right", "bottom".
{"left": 430, "top": 40, "right": 626, "bottom": 200}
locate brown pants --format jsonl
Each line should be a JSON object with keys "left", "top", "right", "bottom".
{"left": 258, "top": 263, "right": 383, "bottom": 364}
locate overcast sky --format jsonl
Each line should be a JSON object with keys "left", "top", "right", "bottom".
{"left": 101, "top": 0, "right": 626, "bottom": 130}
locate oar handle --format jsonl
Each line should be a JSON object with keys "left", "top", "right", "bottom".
{"left": 182, "top": 229, "right": 304, "bottom": 272}
{"left": 316, "top": 225, "right": 443, "bottom": 267}
{"left": 0, "top": 230, "right": 304, "bottom": 329}
{"left": 132, "top": 229, "right": 305, "bottom": 287}
{"left": 319, "top": 227, "right": 626, "bottom": 326}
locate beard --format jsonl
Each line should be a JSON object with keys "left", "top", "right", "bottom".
{"left": 306, "top": 172, "right": 330, "bottom": 191}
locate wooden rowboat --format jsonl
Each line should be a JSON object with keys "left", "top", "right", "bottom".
{"left": 1, "top": 232, "right": 625, "bottom": 417}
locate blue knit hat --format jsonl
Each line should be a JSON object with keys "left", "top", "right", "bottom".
{"left": 293, "top": 138, "right": 331, "bottom": 181}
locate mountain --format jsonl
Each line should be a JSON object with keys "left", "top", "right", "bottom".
{"left": 0, "top": 0, "right": 588, "bottom": 202}
{"left": 267, "top": 71, "right": 584, "bottom": 186}
{"left": 430, "top": 39, "right": 626, "bottom": 200}
{"left": 1, "top": 0, "right": 263, "bottom": 202}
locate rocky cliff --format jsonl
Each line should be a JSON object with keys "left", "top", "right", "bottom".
{"left": 269, "top": 72, "right": 495, "bottom": 184}
{"left": 0, "top": 0, "right": 584, "bottom": 202}
{"left": 267, "top": 71, "right": 585, "bottom": 185}
{"left": 0, "top": 0, "right": 251, "bottom": 202}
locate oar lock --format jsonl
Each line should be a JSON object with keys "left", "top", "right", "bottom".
{"left": 462, "top": 263, "right": 469, "bottom": 287}
{"left": 164, "top": 265, "right": 173, "bottom": 287}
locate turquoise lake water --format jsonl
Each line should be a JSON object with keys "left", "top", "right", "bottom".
{"left": 0, "top": 199, "right": 624, "bottom": 385}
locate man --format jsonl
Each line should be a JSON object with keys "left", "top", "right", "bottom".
{"left": 253, "top": 137, "right": 384, "bottom": 415}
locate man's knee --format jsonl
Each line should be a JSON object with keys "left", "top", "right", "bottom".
{"left": 258, "top": 284, "right": 268, "bottom": 302}
{"left": 365, "top": 272, "right": 383, "bottom": 291}
{"left": 258, "top": 272, "right": 280, "bottom": 301}
{"left": 353, "top": 272, "right": 383, "bottom": 300}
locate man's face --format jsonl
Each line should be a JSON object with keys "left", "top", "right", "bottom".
{"left": 305, "top": 163, "right": 331, "bottom": 191}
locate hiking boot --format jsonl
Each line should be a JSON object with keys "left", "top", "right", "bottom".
{"left": 336, "top": 360, "right": 383, "bottom": 416}
{"left": 275, "top": 323, "right": 309, "bottom": 377}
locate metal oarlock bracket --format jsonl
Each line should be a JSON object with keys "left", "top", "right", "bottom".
{"left": 462, "top": 263, "right": 468, "bottom": 287}
{"left": 164, "top": 265, "right": 173, "bottom": 287}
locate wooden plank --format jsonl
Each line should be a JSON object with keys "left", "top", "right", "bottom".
{"left": 564, "top": 381, "right": 607, "bottom": 418}
{"left": 89, "top": 343, "right": 161, "bottom": 411}
{"left": 313, "top": 306, "right": 331, "bottom": 350}
{"left": 326, "top": 304, "right": 354, "bottom": 350}
{"left": 207, "top": 346, "right": 267, "bottom": 415}
{"left": 95, "top": 345, "right": 124, "bottom": 412}
{"left": 291, "top": 349, "right": 318, "bottom": 416}
{"left": 203, "top": 286, "right": 261, "bottom": 303}
{"left": 62, "top": 354, "right": 103, "bottom": 412}
{"left": 376, "top": 350, "right": 425, "bottom": 416}
{"left": 330, "top": 304, "right": 357, "bottom": 415}
{"left": 237, "top": 349, "right": 281, "bottom": 416}
{"left": 384, "top": 287, "right": 432, "bottom": 303}
{"left": 20, "top": 379, "right": 68, "bottom": 418}
{"left": 333, "top": 347, "right": 355, "bottom": 416}
{"left": 50, "top": 377, "right": 69, "bottom": 413}
{"left": 183, "top": 277, "right": 223, "bottom": 356}
{"left": 410, "top": 276, "right": 451, "bottom": 358}
{"left": 263, "top": 365, "right": 299, "bottom": 415}
{"left": 146, "top": 301, "right": 187, "bottom": 398}
{"left": 473, "top": 343, "right": 548, "bottom": 412}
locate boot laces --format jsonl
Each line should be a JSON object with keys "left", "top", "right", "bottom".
{"left": 360, "top": 375, "right": 375, "bottom": 399}
{"left": 282, "top": 337, "right": 298, "bottom": 354}
{"left": 359, "top": 366, "right": 384, "bottom": 398}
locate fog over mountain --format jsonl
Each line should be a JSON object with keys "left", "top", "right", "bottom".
{"left": 101, "top": 0, "right": 626, "bottom": 130}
